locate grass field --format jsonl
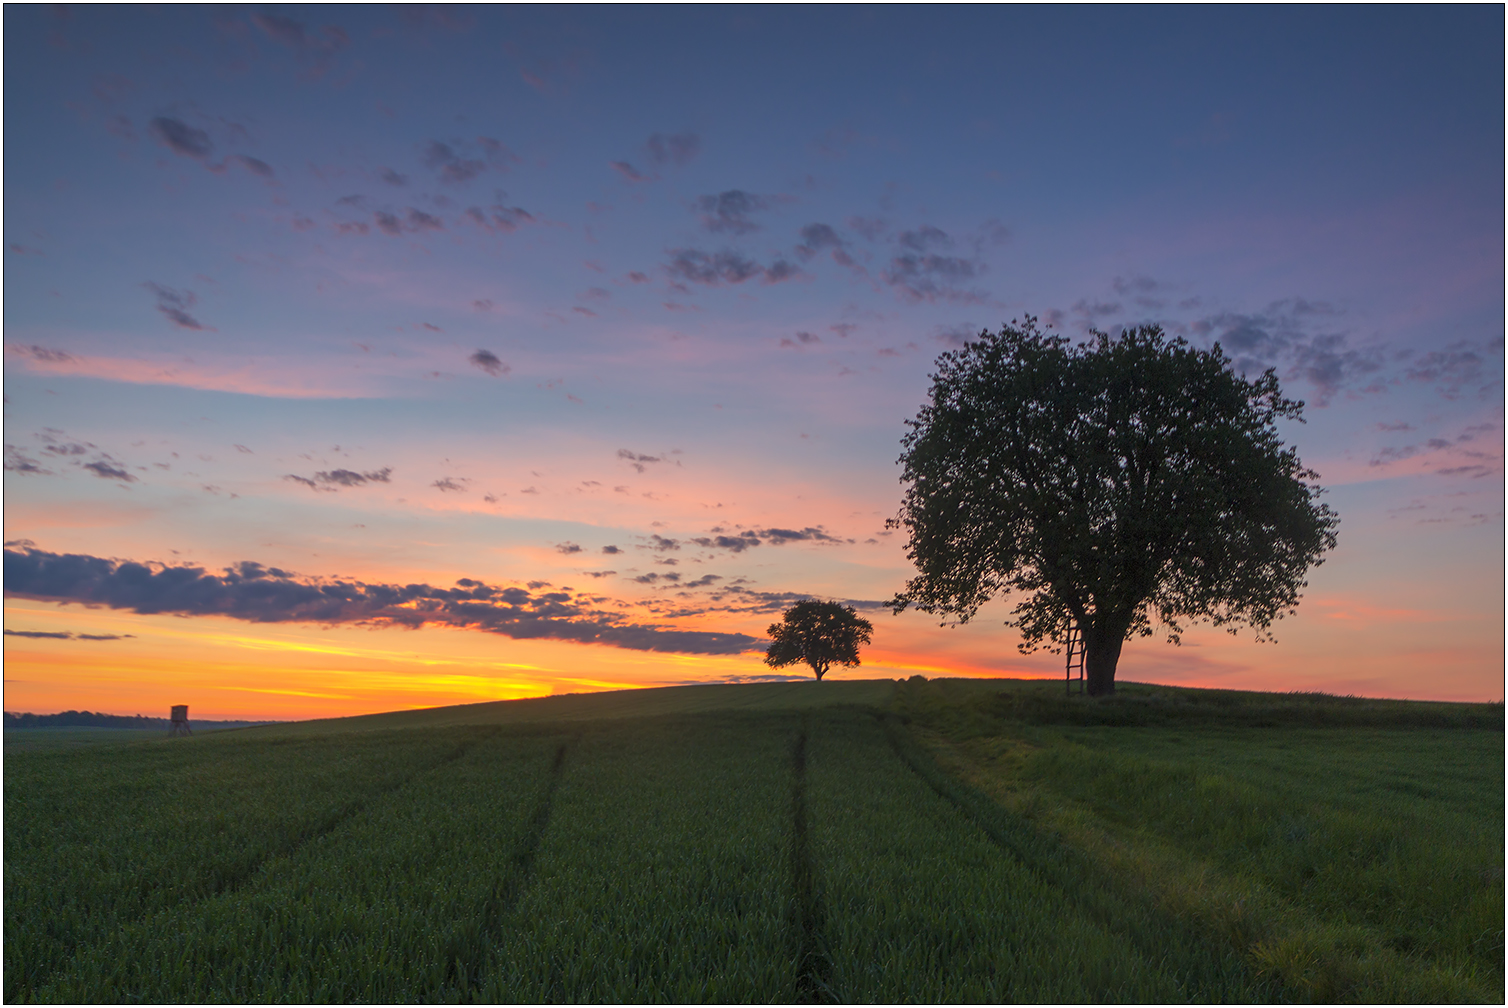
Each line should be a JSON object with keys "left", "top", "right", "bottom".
{"left": 5, "top": 678, "right": 1501, "bottom": 1003}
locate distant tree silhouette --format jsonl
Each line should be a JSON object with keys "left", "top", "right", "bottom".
{"left": 765, "top": 600, "right": 874, "bottom": 681}
{"left": 889, "top": 318, "right": 1339, "bottom": 696}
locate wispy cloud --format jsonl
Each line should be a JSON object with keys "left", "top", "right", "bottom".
{"left": 250, "top": 12, "right": 351, "bottom": 78}
{"left": 143, "top": 282, "right": 212, "bottom": 331}
{"left": 284, "top": 467, "right": 392, "bottom": 491}
{"left": 4, "top": 628, "right": 135, "bottom": 641}
{"left": 665, "top": 249, "right": 805, "bottom": 288}
{"left": 1185, "top": 299, "right": 1383, "bottom": 404}
{"left": 696, "top": 190, "right": 769, "bottom": 234}
{"left": 880, "top": 226, "right": 984, "bottom": 303}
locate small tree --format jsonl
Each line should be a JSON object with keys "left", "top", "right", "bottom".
{"left": 889, "top": 318, "right": 1339, "bottom": 696}
{"left": 765, "top": 600, "right": 874, "bottom": 681}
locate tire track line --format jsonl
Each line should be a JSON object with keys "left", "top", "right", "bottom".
{"left": 17, "top": 732, "right": 491, "bottom": 1001}
{"left": 451, "top": 738, "right": 572, "bottom": 1000}
{"left": 790, "top": 722, "right": 836, "bottom": 1004}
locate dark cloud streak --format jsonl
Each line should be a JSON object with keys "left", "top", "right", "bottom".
{"left": 3, "top": 547, "right": 760, "bottom": 655}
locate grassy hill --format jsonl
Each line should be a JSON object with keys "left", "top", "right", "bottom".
{"left": 5, "top": 677, "right": 1502, "bottom": 1003}
{"left": 255, "top": 677, "right": 899, "bottom": 735}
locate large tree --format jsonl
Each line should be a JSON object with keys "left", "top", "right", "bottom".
{"left": 765, "top": 600, "right": 874, "bottom": 681}
{"left": 888, "top": 318, "right": 1339, "bottom": 696}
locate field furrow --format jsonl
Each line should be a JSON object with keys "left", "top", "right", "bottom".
{"left": 805, "top": 710, "right": 1248, "bottom": 1003}
{"left": 479, "top": 712, "right": 797, "bottom": 1003}
{"left": 7, "top": 679, "right": 1499, "bottom": 1004}
{"left": 27, "top": 727, "right": 566, "bottom": 1003}
{"left": 4, "top": 728, "right": 482, "bottom": 1002}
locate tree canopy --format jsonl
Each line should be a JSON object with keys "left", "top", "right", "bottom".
{"left": 888, "top": 318, "right": 1339, "bottom": 695}
{"left": 765, "top": 600, "right": 874, "bottom": 681}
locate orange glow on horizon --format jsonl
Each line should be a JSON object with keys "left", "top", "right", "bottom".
{"left": 4, "top": 579, "right": 1502, "bottom": 722}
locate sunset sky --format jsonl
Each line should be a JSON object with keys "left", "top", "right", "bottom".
{"left": 4, "top": 6, "right": 1503, "bottom": 720}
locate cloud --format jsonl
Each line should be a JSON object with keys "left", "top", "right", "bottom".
{"left": 464, "top": 203, "right": 535, "bottom": 233}
{"left": 880, "top": 227, "right": 983, "bottom": 303}
{"left": 424, "top": 140, "right": 485, "bottom": 184}
{"left": 610, "top": 133, "right": 700, "bottom": 184}
{"left": 696, "top": 190, "right": 768, "bottom": 234}
{"left": 677, "top": 583, "right": 886, "bottom": 615}
{"left": 639, "top": 534, "right": 681, "bottom": 552}
{"left": 378, "top": 167, "right": 407, "bottom": 186}
{"left": 374, "top": 211, "right": 403, "bottom": 236}
{"left": 847, "top": 216, "right": 887, "bottom": 241}
{"left": 4, "top": 629, "right": 134, "bottom": 641}
{"left": 617, "top": 448, "right": 664, "bottom": 473}
{"left": 424, "top": 138, "right": 518, "bottom": 185}
{"left": 143, "top": 282, "right": 211, "bottom": 331}
{"left": 8, "top": 345, "right": 73, "bottom": 364}
{"left": 665, "top": 249, "right": 805, "bottom": 287}
{"left": 1396, "top": 338, "right": 1503, "bottom": 400}
{"left": 794, "top": 222, "right": 857, "bottom": 267}
{"left": 147, "top": 119, "right": 270, "bottom": 178}
{"left": 284, "top": 467, "right": 392, "bottom": 491}
{"left": 250, "top": 13, "right": 350, "bottom": 77}
{"left": 931, "top": 323, "right": 979, "bottom": 348}
{"left": 3, "top": 445, "right": 51, "bottom": 475}
{"left": 5, "top": 431, "right": 139, "bottom": 481}
{"left": 555, "top": 542, "right": 583, "bottom": 554}
{"left": 148, "top": 117, "right": 212, "bottom": 159}
{"left": 646, "top": 132, "right": 700, "bottom": 167}
{"left": 1367, "top": 421, "right": 1504, "bottom": 478}
{"left": 372, "top": 208, "right": 446, "bottom": 236}
{"left": 469, "top": 349, "right": 510, "bottom": 376}
{"left": 1186, "top": 300, "right": 1384, "bottom": 404}
{"left": 432, "top": 477, "right": 469, "bottom": 492}
{"left": 82, "top": 461, "right": 135, "bottom": 482}
{"left": 755, "top": 526, "right": 847, "bottom": 544}
{"left": 690, "top": 532, "right": 762, "bottom": 553}
{"left": 601, "top": 545, "right": 622, "bottom": 555}
{"left": 690, "top": 526, "right": 851, "bottom": 552}
{"left": 231, "top": 154, "right": 274, "bottom": 177}
{"left": 3, "top": 546, "right": 760, "bottom": 655}
{"left": 610, "top": 160, "right": 647, "bottom": 182}
{"left": 1111, "top": 274, "right": 1167, "bottom": 310}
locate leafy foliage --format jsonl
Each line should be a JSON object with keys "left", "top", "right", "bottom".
{"left": 889, "top": 318, "right": 1339, "bottom": 693}
{"left": 764, "top": 600, "right": 874, "bottom": 680}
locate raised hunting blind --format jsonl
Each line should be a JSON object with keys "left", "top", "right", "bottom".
{"left": 169, "top": 705, "right": 191, "bottom": 737}
{"left": 1065, "top": 625, "right": 1085, "bottom": 696}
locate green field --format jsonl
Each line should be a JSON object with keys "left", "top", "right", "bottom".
{"left": 5, "top": 678, "right": 1502, "bottom": 1003}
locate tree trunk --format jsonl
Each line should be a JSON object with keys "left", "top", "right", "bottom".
{"left": 1083, "top": 630, "right": 1124, "bottom": 697}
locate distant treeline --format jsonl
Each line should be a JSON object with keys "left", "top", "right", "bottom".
{"left": 4, "top": 711, "right": 277, "bottom": 729}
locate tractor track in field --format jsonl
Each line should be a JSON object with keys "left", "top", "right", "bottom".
{"left": 790, "top": 723, "right": 836, "bottom": 1004}
{"left": 449, "top": 738, "right": 573, "bottom": 1001}
{"left": 877, "top": 712, "right": 1269, "bottom": 1000}
{"left": 17, "top": 731, "right": 496, "bottom": 1002}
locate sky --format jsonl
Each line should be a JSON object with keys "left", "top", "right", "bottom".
{"left": 3, "top": 5, "right": 1503, "bottom": 720}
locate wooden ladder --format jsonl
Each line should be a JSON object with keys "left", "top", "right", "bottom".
{"left": 1065, "top": 624, "right": 1085, "bottom": 696}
